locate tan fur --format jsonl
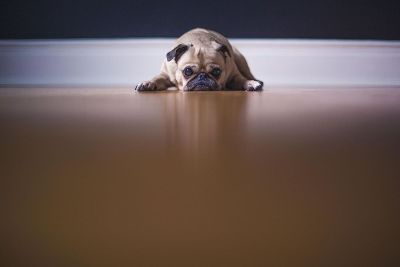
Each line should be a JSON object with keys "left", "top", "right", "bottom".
{"left": 135, "top": 28, "right": 263, "bottom": 91}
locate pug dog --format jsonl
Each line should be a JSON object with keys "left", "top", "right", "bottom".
{"left": 135, "top": 28, "right": 263, "bottom": 91}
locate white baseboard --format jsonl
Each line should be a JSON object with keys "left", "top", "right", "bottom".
{"left": 1, "top": 39, "right": 399, "bottom": 87}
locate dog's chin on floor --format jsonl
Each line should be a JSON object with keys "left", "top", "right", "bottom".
{"left": 185, "top": 76, "right": 220, "bottom": 91}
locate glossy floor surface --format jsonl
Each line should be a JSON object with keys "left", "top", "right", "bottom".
{"left": 1, "top": 88, "right": 400, "bottom": 266}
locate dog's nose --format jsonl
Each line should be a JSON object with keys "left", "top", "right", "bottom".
{"left": 198, "top": 72, "right": 208, "bottom": 80}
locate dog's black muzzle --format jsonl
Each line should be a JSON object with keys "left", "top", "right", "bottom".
{"left": 185, "top": 72, "right": 219, "bottom": 91}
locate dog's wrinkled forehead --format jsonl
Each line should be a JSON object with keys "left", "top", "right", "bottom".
{"left": 166, "top": 41, "right": 231, "bottom": 65}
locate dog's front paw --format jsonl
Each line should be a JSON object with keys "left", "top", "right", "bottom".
{"left": 244, "top": 80, "right": 263, "bottom": 91}
{"left": 135, "top": 81, "right": 157, "bottom": 91}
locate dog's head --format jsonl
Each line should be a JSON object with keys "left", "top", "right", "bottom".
{"left": 166, "top": 42, "right": 231, "bottom": 91}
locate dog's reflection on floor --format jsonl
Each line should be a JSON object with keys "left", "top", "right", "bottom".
{"left": 160, "top": 91, "right": 249, "bottom": 155}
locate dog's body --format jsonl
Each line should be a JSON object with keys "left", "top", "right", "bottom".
{"left": 135, "top": 28, "right": 263, "bottom": 91}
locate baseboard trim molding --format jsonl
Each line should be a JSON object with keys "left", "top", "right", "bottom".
{"left": 1, "top": 39, "right": 399, "bottom": 87}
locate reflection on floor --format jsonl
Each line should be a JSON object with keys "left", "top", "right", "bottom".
{"left": 1, "top": 88, "right": 399, "bottom": 266}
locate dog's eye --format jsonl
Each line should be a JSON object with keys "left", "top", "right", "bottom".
{"left": 183, "top": 67, "right": 194, "bottom": 77}
{"left": 211, "top": 68, "right": 221, "bottom": 77}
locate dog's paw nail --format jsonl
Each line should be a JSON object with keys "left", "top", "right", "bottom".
{"left": 134, "top": 83, "right": 142, "bottom": 91}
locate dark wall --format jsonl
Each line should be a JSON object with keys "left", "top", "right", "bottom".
{"left": 1, "top": 0, "right": 399, "bottom": 39}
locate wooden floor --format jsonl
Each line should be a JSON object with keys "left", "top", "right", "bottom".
{"left": 1, "top": 88, "right": 399, "bottom": 266}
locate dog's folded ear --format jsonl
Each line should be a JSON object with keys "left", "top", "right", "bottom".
{"left": 217, "top": 44, "right": 231, "bottom": 61}
{"left": 166, "top": 44, "right": 189, "bottom": 62}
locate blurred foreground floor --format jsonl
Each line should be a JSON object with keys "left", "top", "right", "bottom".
{"left": 1, "top": 87, "right": 400, "bottom": 266}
